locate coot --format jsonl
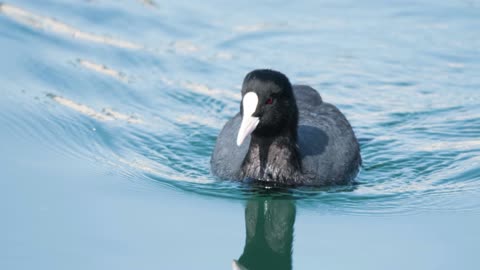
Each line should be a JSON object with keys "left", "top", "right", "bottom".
{"left": 211, "top": 69, "right": 361, "bottom": 186}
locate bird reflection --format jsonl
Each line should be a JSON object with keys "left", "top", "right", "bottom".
{"left": 233, "top": 195, "right": 296, "bottom": 270}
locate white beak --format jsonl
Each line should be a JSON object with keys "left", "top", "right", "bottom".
{"left": 237, "top": 92, "right": 260, "bottom": 146}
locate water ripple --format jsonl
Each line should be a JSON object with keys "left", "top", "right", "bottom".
{"left": 0, "top": 3, "right": 142, "bottom": 49}
{"left": 2, "top": 0, "right": 480, "bottom": 216}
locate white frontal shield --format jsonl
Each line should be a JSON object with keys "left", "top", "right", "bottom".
{"left": 236, "top": 92, "right": 260, "bottom": 146}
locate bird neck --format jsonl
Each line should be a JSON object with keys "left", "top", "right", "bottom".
{"left": 241, "top": 130, "right": 302, "bottom": 184}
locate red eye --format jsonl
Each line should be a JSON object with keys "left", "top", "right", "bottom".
{"left": 265, "top": 97, "right": 273, "bottom": 105}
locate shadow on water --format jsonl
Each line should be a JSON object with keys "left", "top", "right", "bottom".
{"left": 233, "top": 191, "right": 296, "bottom": 270}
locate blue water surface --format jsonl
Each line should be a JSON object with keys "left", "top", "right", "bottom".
{"left": 1, "top": 0, "right": 479, "bottom": 269}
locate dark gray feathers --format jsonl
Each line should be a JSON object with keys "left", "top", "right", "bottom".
{"left": 211, "top": 85, "right": 361, "bottom": 186}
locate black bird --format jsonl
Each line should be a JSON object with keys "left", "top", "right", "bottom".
{"left": 211, "top": 69, "right": 361, "bottom": 186}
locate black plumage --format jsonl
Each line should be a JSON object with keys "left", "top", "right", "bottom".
{"left": 211, "top": 69, "right": 361, "bottom": 186}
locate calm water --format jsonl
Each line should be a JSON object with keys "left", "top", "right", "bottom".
{"left": 1, "top": 0, "right": 479, "bottom": 269}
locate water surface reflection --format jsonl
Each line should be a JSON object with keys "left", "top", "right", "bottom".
{"left": 234, "top": 195, "right": 296, "bottom": 270}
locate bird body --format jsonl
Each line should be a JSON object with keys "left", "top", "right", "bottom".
{"left": 211, "top": 70, "right": 361, "bottom": 186}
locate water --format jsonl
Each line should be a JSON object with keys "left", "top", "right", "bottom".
{"left": 1, "top": 0, "right": 479, "bottom": 269}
